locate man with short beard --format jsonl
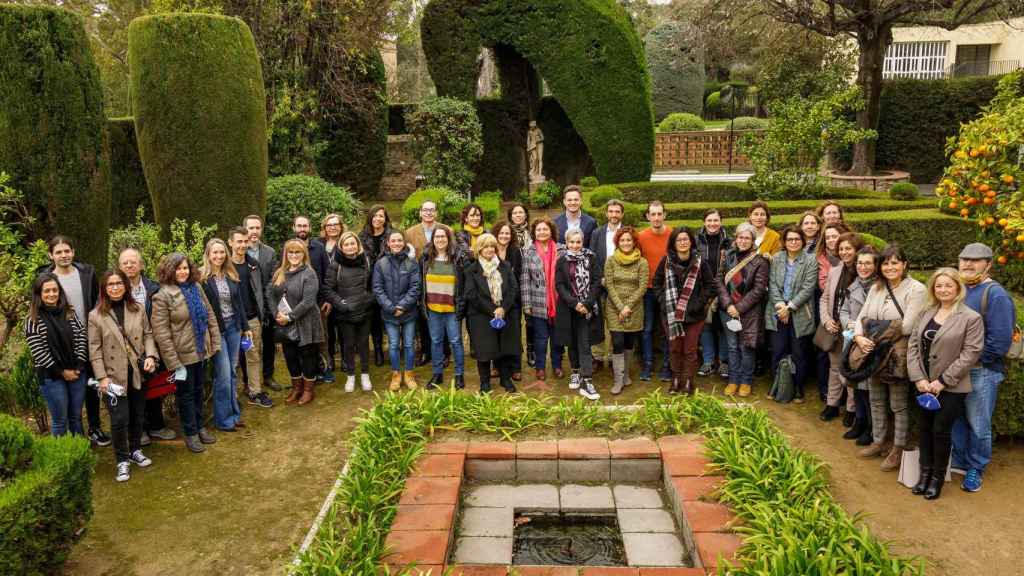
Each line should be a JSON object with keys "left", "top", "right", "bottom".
{"left": 245, "top": 215, "right": 282, "bottom": 391}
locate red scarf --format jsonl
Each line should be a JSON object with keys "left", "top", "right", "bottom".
{"left": 537, "top": 239, "right": 558, "bottom": 319}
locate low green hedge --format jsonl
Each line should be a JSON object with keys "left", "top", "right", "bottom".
{"left": 0, "top": 423, "right": 95, "bottom": 574}
{"left": 265, "top": 175, "right": 363, "bottom": 250}
{"left": 0, "top": 414, "right": 33, "bottom": 480}
{"left": 588, "top": 181, "right": 889, "bottom": 205}
{"left": 400, "top": 187, "right": 501, "bottom": 230}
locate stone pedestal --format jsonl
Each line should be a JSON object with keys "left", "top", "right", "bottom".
{"left": 528, "top": 176, "right": 547, "bottom": 193}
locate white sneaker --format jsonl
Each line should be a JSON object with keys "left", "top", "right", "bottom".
{"left": 579, "top": 378, "right": 600, "bottom": 401}
{"left": 569, "top": 372, "right": 581, "bottom": 390}
{"left": 360, "top": 373, "right": 372, "bottom": 391}
{"left": 344, "top": 375, "right": 356, "bottom": 393}
{"left": 116, "top": 461, "right": 131, "bottom": 482}
{"left": 129, "top": 449, "right": 152, "bottom": 467}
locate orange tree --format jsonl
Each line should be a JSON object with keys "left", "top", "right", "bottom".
{"left": 937, "top": 71, "right": 1024, "bottom": 290}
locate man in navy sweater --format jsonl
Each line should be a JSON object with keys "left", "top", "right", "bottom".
{"left": 952, "top": 243, "right": 1017, "bottom": 493}
{"left": 554, "top": 185, "right": 597, "bottom": 246}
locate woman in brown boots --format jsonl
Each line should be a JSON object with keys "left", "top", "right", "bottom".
{"left": 270, "top": 239, "right": 324, "bottom": 405}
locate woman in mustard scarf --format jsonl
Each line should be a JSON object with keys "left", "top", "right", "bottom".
{"left": 603, "top": 226, "right": 647, "bottom": 395}
{"left": 457, "top": 203, "right": 486, "bottom": 255}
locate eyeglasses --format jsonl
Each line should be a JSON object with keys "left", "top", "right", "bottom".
{"left": 325, "top": 222, "right": 340, "bottom": 228}
{"left": 786, "top": 237, "right": 803, "bottom": 243}
{"left": 421, "top": 208, "right": 436, "bottom": 213}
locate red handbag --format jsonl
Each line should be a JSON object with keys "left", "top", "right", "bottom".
{"left": 143, "top": 370, "right": 176, "bottom": 400}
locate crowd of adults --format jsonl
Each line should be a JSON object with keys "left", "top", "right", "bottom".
{"left": 23, "top": 185, "right": 1018, "bottom": 500}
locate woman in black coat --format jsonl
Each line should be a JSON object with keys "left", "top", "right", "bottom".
{"left": 359, "top": 204, "right": 393, "bottom": 366}
{"left": 462, "top": 233, "right": 521, "bottom": 393}
{"left": 493, "top": 220, "right": 524, "bottom": 380}
{"left": 555, "top": 229, "right": 603, "bottom": 401}
{"left": 324, "top": 231, "right": 375, "bottom": 393}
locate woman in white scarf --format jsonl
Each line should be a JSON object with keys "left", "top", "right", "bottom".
{"left": 463, "top": 234, "right": 522, "bottom": 393}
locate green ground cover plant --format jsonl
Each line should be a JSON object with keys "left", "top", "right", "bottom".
{"left": 400, "top": 188, "right": 501, "bottom": 230}
{"left": 293, "top": 391, "right": 923, "bottom": 575}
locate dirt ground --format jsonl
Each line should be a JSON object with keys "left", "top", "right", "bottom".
{"left": 63, "top": 358, "right": 1023, "bottom": 575}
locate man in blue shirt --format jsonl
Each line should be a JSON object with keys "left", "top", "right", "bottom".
{"left": 554, "top": 185, "right": 597, "bottom": 246}
{"left": 952, "top": 243, "right": 1017, "bottom": 492}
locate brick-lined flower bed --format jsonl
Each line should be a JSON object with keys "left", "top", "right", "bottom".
{"left": 383, "top": 435, "right": 740, "bottom": 574}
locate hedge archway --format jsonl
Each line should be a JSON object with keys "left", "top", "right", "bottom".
{"left": 421, "top": 0, "right": 653, "bottom": 184}
{"left": 128, "top": 13, "right": 267, "bottom": 237}
{"left": 0, "top": 5, "right": 111, "bottom": 267}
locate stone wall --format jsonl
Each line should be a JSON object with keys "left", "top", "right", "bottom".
{"left": 381, "top": 134, "right": 419, "bottom": 200}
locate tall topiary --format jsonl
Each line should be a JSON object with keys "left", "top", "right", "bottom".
{"left": 644, "top": 21, "right": 705, "bottom": 122}
{"left": 107, "top": 117, "right": 154, "bottom": 227}
{"left": 128, "top": 13, "right": 268, "bottom": 237}
{"left": 0, "top": 5, "right": 111, "bottom": 268}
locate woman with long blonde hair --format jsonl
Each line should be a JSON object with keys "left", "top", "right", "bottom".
{"left": 271, "top": 239, "right": 324, "bottom": 404}
{"left": 200, "top": 238, "right": 248, "bottom": 431}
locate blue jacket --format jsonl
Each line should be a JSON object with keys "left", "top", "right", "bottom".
{"left": 964, "top": 280, "right": 1017, "bottom": 373}
{"left": 372, "top": 251, "right": 421, "bottom": 324}
{"left": 554, "top": 211, "right": 598, "bottom": 247}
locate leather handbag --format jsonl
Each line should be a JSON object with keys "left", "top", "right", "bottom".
{"left": 813, "top": 323, "right": 839, "bottom": 351}
{"left": 143, "top": 370, "right": 175, "bottom": 400}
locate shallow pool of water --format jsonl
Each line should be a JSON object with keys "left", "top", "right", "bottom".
{"left": 512, "top": 512, "right": 626, "bottom": 566}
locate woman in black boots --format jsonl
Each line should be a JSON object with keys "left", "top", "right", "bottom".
{"left": 462, "top": 234, "right": 521, "bottom": 393}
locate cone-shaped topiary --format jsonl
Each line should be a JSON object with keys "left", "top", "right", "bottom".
{"left": 128, "top": 13, "right": 268, "bottom": 237}
{"left": 107, "top": 117, "right": 154, "bottom": 227}
{"left": 0, "top": 5, "right": 111, "bottom": 268}
{"left": 645, "top": 21, "right": 705, "bottom": 122}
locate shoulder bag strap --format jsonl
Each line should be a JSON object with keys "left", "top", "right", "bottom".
{"left": 980, "top": 282, "right": 994, "bottom": 316}
{"left": 885, "top": 281, "right": 905, "bottom": 320}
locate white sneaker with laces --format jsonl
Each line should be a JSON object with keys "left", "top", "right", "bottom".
{"left": 129, "top": 449, "right": 152, "bottom": 467}
{"left": 344, "top": 375, "right": 356, "bottom": 393}
{"left": 116, "top": 461, "right": 131, "bottom": 482}
{"left": 360, "top": 373, "right": 372, "bottom": 391}
{"left": 569, "top": 372, "right": 581, "bottom": 390}
{"left": 579, "top": 378, "right": 600, "bottom": 401}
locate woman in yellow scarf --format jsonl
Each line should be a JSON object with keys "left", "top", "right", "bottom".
{"left": 457, "top": 203, "right": 486, "bottom": 255}
{"left": 603, "top": 226, "right": 648, "bottom": 394}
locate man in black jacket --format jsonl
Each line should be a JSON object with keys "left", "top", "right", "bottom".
{"left": 229, "top": 227, "right": 274, "bottom": 408}
{"left": 41, "top": 236, "right": 110, "bottom": 446}
{"left": 245, "top": 215, "right": 283, "bottom": 392}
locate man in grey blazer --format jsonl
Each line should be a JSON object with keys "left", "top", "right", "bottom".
{"left": 245, "top": 215, "right": 282, "bottom": 391}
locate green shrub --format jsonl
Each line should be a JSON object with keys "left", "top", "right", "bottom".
{"left": 860, "top": 232, "right": 888, "bottom": 251}
{"left": 0, "top": 431, "right": 94, "bottom": 575}
{"left": 400, "top": 187, "right": 502, "bottom": 230}
{"left": 595, "top": 197, "right": 935, "bottom": 222}
{"left": 475, "top": 98, "right": 529, "bottom": 197}
{"left": 729, "top": 116, "right": 768, "bottom": 131}
{"left": 705, "top": 91, "right": 723, "bottom": 118}
{"left": 994, "top": 362, "right": 1024, "bottom": 438}
{"left": 645, "top": 21, "right": 704, "bottom": 122}
{"left": 264, "top": 175, "right": 363, "bottom": 250}
{"left": 657, "top": 112, "right": 705, "bottom": 133}
{"left": 405, "top": 97, "right": 484, "bottom": 193}
{"left": 107, "top": 210, "right": 217, "bottom": 276}
{"left": 528, "top": 181, "right": 561, "bottom": 209}
{"left": 0, "top": 5, "right": 111, "bottom": 268}
{"left": 888, "top": 182, "right": 920, "bottom": 201}
{"left": 0, "top": 350, "right": 49, "bottom": 435}
{"left": 107, "top": 117, "right": 154, "bottom": 228}
{"left": 580, "top": 176, "right": 600, "bottom": 188}
{"left": 421, "top": 0, "right": 654, "bottom": 184}
{"left": 584, "top": 181, "right": 887, "bottom": 206}
{"left": 128, "top": 13, "right": 268, "bottom": 238}
{"left": 0, "top": 414, "right": 33, "bottom": 481}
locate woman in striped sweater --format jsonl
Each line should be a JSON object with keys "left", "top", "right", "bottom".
{"left": 421, "top": 225, "right": 466, "bottom": 390}
{"left": 25, "top": 272, "right": 90, "bottom": 437}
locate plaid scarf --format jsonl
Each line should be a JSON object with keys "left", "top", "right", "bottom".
{"left": 664, "top": 253, "right": 701, "bottom": 340}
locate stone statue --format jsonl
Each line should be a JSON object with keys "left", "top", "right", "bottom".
{"left": 527, "top": 120, "right": 545, "bottom": 183}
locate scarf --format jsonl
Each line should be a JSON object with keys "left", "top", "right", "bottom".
{"left": 536, "top": 239, "right": 559, "bottom": 319}
{"left": 725, "top": 250, "right": 758, "bottom": 304}
{"left": 613, "top": 248, "right": 641, "bottom": 266}
{"left": 834, "top": 263, "right": 856, "bottom": 319}
{"left": 512, "top": 221, "right": 531, "bottom": 248}
{"left": 664, "top": 252, "right": 701, "bottom": 340}
{"left": 479, "top": 255, "right": 503, "bottom": 305}
{"left": 180, "top": 281, "right": 208, "bottom": 356}
{"left": 463, "top": 224, "right": 485, "bottom": 250}
{"left": 40, "top": 305, "right": 76, "bottom": 369}
{"left": 565, "top": 249, "right": 593, "bottom": 311}
{"left": 962, "top": 272, "right": 985, "bottom": 286}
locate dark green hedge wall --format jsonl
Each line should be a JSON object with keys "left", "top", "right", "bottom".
{"left": 644, "top": 21, "right": 704, "bottom": 122}
{"left": 107, "top": 117, "right": 153, "bottom": 227}
{"left": 475, "top": 99, "right": 529, "bottom": 196}
{"left": 421, "top": 0, "right": 483, "bottom": 101}
{"left": 537, "top": 96, "right": 595, "bottom": 189}
{"left": 0, "top": 5, "right": 111, "bottom": 268}
{"left": 316, "top": 49, "right": 388, "bottom": 198}
{"left": 128, "top": 13, "right": 267, "bottom": 237}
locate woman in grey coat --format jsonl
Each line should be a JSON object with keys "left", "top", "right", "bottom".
{"left": 765, "top": 225, "right": 819, "bottom": 402}
{"left": 270, "top": 239, "right": 324, "bottom": 406}
{"left": 839, "top": 246, "right": 880, "bottom": 445}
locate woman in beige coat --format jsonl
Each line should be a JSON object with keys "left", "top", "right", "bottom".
{"left": 89, "top": 270, "right": 160, "bottom": 482}
{"left": 907, "top": 268, "right": 983, "bottom": 500}
{"left": 151, "top": 253, "right": 221, "bottom": 454}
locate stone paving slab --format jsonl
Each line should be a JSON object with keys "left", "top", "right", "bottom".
{"left": 579, "top": 568, "right": 640, "bottom": 575}
{"left": 617, "top": 508, "right": 677, "bottom": 533}
{"left": 412, "top": 453, "right": 466, "bottom": 477}
{"left": 446, "top": 566, "right": 509, "bottom": 576}
{"left": 399, "top": 476, "right": 462, "bottom": 505}
{"left": 657, "top": 435, "right": 706, "bottom": 457}
{"left": 613, "top": 485, "right": 664, "bottom": 509}
{"left": 459, "top": 506, "right": 514, "bottom": 537}
{"left": 464, "top": 484, "right": 560, "bottom": 509}
{"left": 425, "top": 440, "right": 468, "bottom": 454}
{"left": 517, "top": 459, "right": 558, "bottom": 482}
{"left": 693, "top": 532, "right": 742, "bottom": 568}
{"left": 451, "top": 536, "right": 513, "bottom": 565}
{"left": 559, "top": 437, "right": 611, "bottom": 459}
{"left": 517, "top": 440, "right": 559, "bottom": 459}
{"left": 510, "top": 567, "right": 578, "bottom": 576}
{"left": 559, "top": 458, "right": 611, "bottom": 482}
{"left": 622, "top": 532, "right": 688, "bottom": 567}
{"left": 467, "top": 441, "right": 516, "bottom": 460}
{"left": 466, "top": 458, "right": 516, "bottom": 481}
{"left": 670, "top": 476, "right": 722, "bottom": 502}
{"left": 682, "top": 501, "right": 736, "bottom": 533}
{"left": 662, "top": 454, "right": 713, "bottom": 478}
{"left": 560, "top": 484, "right": 615, "bottom": 511}
{"left": 611, "top": 459, "right": 663, "bottom": 482}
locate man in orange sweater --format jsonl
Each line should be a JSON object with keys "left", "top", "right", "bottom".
{"left": 636, "top": 201, "right": 673, "bottom": 382}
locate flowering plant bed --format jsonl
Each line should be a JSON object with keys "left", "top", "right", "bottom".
{"left": 292, "top": 391, "right": 923, "bottom": 575}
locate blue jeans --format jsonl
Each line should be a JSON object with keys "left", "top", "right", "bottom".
{"left": 427, "top": 310, "right": 465, "bottom": 376}
{"left": 951, "top": 366, "right": 1004, "bottom": 474}
{"left": 386, "top": 319, "right": 417, "bottom": 371}
{"left": 40, "top": 374, "right": 86, "bottom": 437}
{"left": 642, "top": 289, "right": 671, "bottom": 371}
{"left": 212, "top": 323, "right": 242, "bottom": 430}
{"left": 723, "top": 315, "right": 754, "bottom": 385}
{"left": 700, "top": 310, "right": 727, "bottom": 365}
{"left": 529, "top": 316, "right": 562, "bottom": 371}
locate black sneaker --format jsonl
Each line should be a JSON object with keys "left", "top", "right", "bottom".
{"left": 89, "top": 428, "right": 111, "bottom": 447}
{"left": 579, "top": 378, "right": 600, "bottom": 401}
{"left": 697, "top": 363, "right": 713, "bottom": 377}
{"left": 426, "top": 374, "right": 442, "bottom": 391}
{"left": 248, "top": 392, "right": 273, "bottom": 408}
{"left": 454, "top": 375, "right": 465, "bottom": 390}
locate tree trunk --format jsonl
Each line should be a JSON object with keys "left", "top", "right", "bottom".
{"left": 849, "top": 24, "right": 892, "bottom": 176}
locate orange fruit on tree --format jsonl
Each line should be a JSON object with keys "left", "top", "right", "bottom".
{"left": 1002, "top": 174, "right": 1015, "bottom": 184}
{"left": 986, "top": 189, "right": 997, "bottom": 197}
{"left": 983, "top": 197, "right": 994, "bottom": 205}
{"left": 966, "top": 197, "right": 978, "bottom": 206}
{"left": 981, "top": 170, "right": 991, "bottom": 178}
{"left": 979, "top": 183, "right": 990, "bottom": 193}
{"left": 949, "top": 189, "right": 958, "bottom": 197}
{"left": 949, "top": 201, "right": 958, "bottom": 209}
{"left": 997, "top": 255, "right": 1007, "bottom": 265}
{"left": 1016, "top": 234, "right": 1024, "bottom": 243}
{"left": 986, "top": 216, "right": 995, "bottom": 225}
{"left": 999, "top": 218, "right": 1009, "bottom": 227}
{"left": 960, "top": 208, "right": 970, "bottom": 217}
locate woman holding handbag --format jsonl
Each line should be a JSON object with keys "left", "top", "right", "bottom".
{"left": 817, "top": 231, "right": 863, "bottom": 421}
{"left": 839, "top": 246, "right": 881, "bottom": 445}
{"left": 88, "top": 270, "right": 159, "bottom": 481}
{"left": 271, "top": 239, "right": 324, "bottom": 405}
{"left": 324, "top": 232, "right": 374, "bottom": 393}
{"left": 716, "top": 223, "right": 769, "bottom": 398}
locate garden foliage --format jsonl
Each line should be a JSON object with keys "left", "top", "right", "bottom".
{"left": 107, "top": 210, "right": 217, "bottom": 278}
{"left": 400, "top": 187, "right": 502, "bottom": 230}
{"left": 0, "top": 5, "right": 111, "bottom": 268}
{"left": 0, "top": 174, "right": 51, "bottom": 355}
{"left": 888, "top": 182, "right": 919, "bottom": 201}
{"left": 644, "top": 21, "right": 705, "bottom": 122}
{"left": 0, "top": 350, "right": 49, "bottom": 435}
{"left": 657, "top": 112, "right": 705, "bottom": 133}
{"left": 405, "top": 97, "right": 484, "bottom": 194}
{"left": 128, "top": 13, "right": 268, "bottom": 238}
{"left": 476, "top": 98, "right": 530, "bottom": 197}
{"left": 537, "top": 96, "right": 597, "bottom": 189}
{"left": 264, "top": 175, "right": 364, "bottom": 251}
{"left": 729, "top": 116, "right": 768, "bottom": 131}
{"left": 107, "top": 117, "right": 154, "bottom": 228}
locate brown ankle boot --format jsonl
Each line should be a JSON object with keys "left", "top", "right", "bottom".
{"left": 668, "top": 377, "right": 681, "bottom": 394}
{"left": 389, "top": 371, "right": 401, "bottom": 391}
{"left": 285, "top": 377, "right": 302, "bottom": 404}
{"left": 298, "top": 378, "right": 315, "bottom": 405}
{"left": 404, "top": 370, "right": 418, "bottom": 390}
{"left": 880, "top": 445, "right": 903, "bottom": 472}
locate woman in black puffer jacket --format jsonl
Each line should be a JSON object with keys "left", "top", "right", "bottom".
{"left": 324, "top": 231, "right": 374, "bottom": 392}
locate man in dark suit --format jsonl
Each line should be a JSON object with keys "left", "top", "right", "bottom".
{"left": 554, "top": 185, "right": 598, "bottom": 246}
{"left": 245, "top": 214, "right": 283, "bottom": 391}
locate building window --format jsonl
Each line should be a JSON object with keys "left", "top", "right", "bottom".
{"left": 883, "top": 41, "right": 948, "bottom": 79}
{"left": 954, "top": 44, "right": 993, "bottom": 77}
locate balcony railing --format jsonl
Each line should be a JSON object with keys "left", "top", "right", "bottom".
{"left": 947, "top": 59, "right": 1021, "bottom": 78}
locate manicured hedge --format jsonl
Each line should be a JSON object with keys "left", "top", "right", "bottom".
{"left": 316, "top": 49, "right": 388, "bottom": 198}
{"left": 0, "top": 422, "right": 95, "bottom": 575}
{"left": 422, "top": 0, "right": 654, "bottom": 184}
{"left": 0, "top": 415, "right": 33, "bottom": 480}
{"left": 0, "top": 5, "right": 111, "bottom": 268}
{"left": 537, "top": 96, "right": 596, "bottom": 189}
{"left": 128, "top": 13, "right": 268, "bottom": 238}
{"left": 645, "top": 21, "right": 704, "bottom": 122}
{"left": 107, "top": 117, "right": 154, "bottom": 227}
{"left": 588, "top": 195, "right": 935, "bottom": 222}
{"left": 476, "top": 99, "right": 529, "bottom": 197}
{"left": 586, "top": 180, "right": 889, "bottom": 206}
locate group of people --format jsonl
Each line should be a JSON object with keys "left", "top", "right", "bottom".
{"left": 24, "top": 185, "right": 1017, "bottom": 500}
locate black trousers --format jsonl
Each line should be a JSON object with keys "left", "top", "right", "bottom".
{"left": 478, "top": 356, "right": 513, "bottom": 386}
{"left": 340, "top": 317, "right": 372, "bottom": 375}
{"left": 261, "top": 319, "right": 277, "bottom": 379}
{"left": 566, "top": 313, "right": 593, "bottom": 378}
{"left": 918, "top": 391, "right": 967, "bottom": 476}
{"left": 144, "top": 397, "right": 166, "bottom": 431}
{"left": 326, "top": 318, "right": 345, "bottom": 368}
{"left": 105, "top": 384, "right": 145, "bottom": 463}
{"left": 370, "top": 304, "right": 384, "bottom": 354}
{"left": 282, "top": 342, "right": 319, "bottom": 380}
{"left": 610, "top": 331, "right": 638, "bottom": 354}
